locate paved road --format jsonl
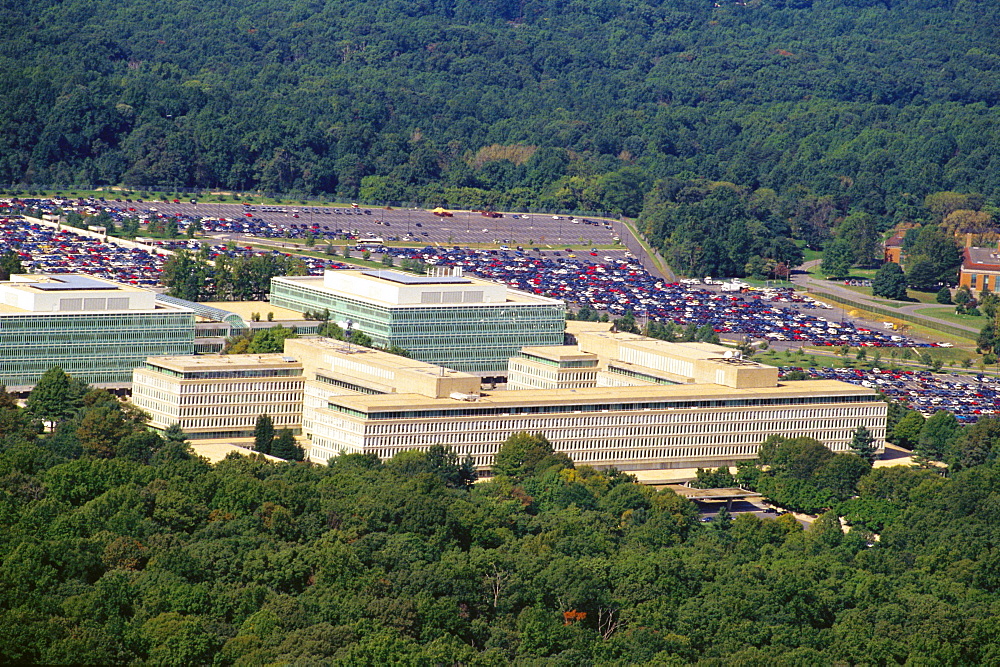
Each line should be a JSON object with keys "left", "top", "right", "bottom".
{"left": 792, "top": 260, "right": 977, "bottom": 338}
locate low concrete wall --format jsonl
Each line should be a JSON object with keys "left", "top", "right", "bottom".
{"left": 22, "top": 215, "right": 175, "bottom": 256}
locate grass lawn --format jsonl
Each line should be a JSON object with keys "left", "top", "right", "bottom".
{"left": 757, "top": 349, "right": 853, "bottom": 369}
{"left": 913, "top": 306, "right": 988, "bottom": 328}
{"left": 801, "top": 247, "right": 822, "bottom": 263}
{"left": 757, "top": 345, "right": 979, "bottom": 372}
{"left": 805, "top": 264, "right": 879, "bottom": 281}
{"left": 902, "top": 289, "right": 944, "bottom": 304}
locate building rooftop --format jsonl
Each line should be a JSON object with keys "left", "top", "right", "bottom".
{"left": 963, "top": 247, "right": 1000, "bottom": 270}
{"left": 564, "top": 320, "right": 614, "bottom": 335}
{"left": 359, "top": 269, "right": 472, "bottom": 285}
{"left": 144, "top": 354, "right": 302, "bottom": 372}
{"left": 5, "top": 273, "right": 146, "bottom": 293}
{"left": 884, "top": 233, "right": 905, "bottom": 248}
{"left": 0, "top": 273, "right": 186, "bottom": 315}
{"left": 326, "top": 378, "right": 876, "bottom": 414}
{"left": 290, "top": 336, "right": 475, "bottom": 377}
{"left": 273, "top": 270, "right": 562, "bottom": 307}
{"left": 519, "top": 346, "right": 598, "bottom": 362}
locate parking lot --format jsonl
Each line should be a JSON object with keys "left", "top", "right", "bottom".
{"left": 0, "top": 218, "right": 166, "bottom": 285}
{"left": 0, "top": 198, "right": 944, "bottom": 350}
{"left": 379, "top": 245, "right": 939, "bottom": 349}
{"left": 786, "top": 366, "right": 1000, "bottom": 422}
{"left": 1, "top": 199, "right": 991, "bottom": 422}
{"left": 6, "top": 197, "right": 621, "bottom": 248}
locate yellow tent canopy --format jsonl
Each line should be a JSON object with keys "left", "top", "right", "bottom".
{"left": 431, "top": 207, "right": 450, "bottom": 214}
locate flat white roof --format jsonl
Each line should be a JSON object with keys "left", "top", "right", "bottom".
{"left": 327, "top": 378, "right": 878, "bottom": 413}
{"left": 274, "top": 270, "right": 563, "bottom": 307}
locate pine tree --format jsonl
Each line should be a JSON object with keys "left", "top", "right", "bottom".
{"left": 872, "top": 261, "right": 908, "bottom": 300}
{"left": 271, "top": 428, "right": 303, "bottom": 460}
{"left": 254, "top": 414, "right": 274, "bottom": 454}
{"left": 26, "top": 367, "right": 85, "bottom": 430}
{"left": 850, "top": 425, "right": 878, "bottom": 464}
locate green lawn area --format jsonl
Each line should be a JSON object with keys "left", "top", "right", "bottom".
{"left": 836, "top": 284, "right": 943, "bottom": 306}
{"left": 805, "top": 265, "right": 879, "bottom": 282}
{"left": 756, "top": 349, "right": 852, "bottom": 369}
{"left": 913, "top": 306, "right": 988, "bottom": 328}
{"left": 902, "top": 290, "right": 944, "bottom": 304}
{"left": 801, "top": 247, "right": 822, "bottom": 263}
{"left": 757, "top": 344, "right": 979, "bottom": 372}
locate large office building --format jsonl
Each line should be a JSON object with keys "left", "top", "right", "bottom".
{"left": 282, "top": 337, "right": 482, "bottom": 462}
{"left": 131, "top": 353, "right": 305, "bottom": 441}
{"left": 508, "top": 331, "right": 780, "bottom": 391}
{"left": 131, "top": 334, "right": 885, "bottom": 469}
{"left": 0, "top": 274, "right": 195, "bottom": 390}
{"left": 291, "top": 332, "right": 886, "bottom": 471}
{"left": 269, "top": 268, "right": 565, "bottom": 374}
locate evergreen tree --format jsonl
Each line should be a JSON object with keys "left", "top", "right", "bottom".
{"left": 26, "top": 367, "right": 86, "bottom": 430}
{"left": 254, "top": 414, "right": 274, "bottom": 454}
{"left": 271, "top": 428, "right": 303, "bottom": 460}
{"left": 872, "top": 262, "right": 908, "bottom": 300}
{"left": 978, "top": 321, "right": 995, "bottom": 354}
{"left": 821, "top": 238, "right": 854, "bottom": 278}
{"left": 906, "top": 257, "right": 941, "bottom": 291}
{"left": 850, "top": 425, "right": 878, "bottom": 465}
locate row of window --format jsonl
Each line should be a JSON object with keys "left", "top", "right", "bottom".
{"left": 341, "top": 393, "right": 880, "bottom": 421}
{"left": 0, "top": 313, "right": 194, "bottom": 329}
{"left": 179, "top": 414, "right": 299, "bottom": 429}
{"left": 365, "top": 426, "right": 882, "bottom": 449}
{"left": 179, "top": 404, "right": 301, "bottom": 417}
{"left": 144, "top": 363, "right": 302, "bottom": 380}
{"left": 357, "top": 406, "right": 885, "bottom": 434}
{"left": 177, "top": 383, "right": 303, "bottom": 395}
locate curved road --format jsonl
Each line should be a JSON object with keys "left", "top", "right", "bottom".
{"left": 792, "top": 260, "right": 978, "bottom": 339}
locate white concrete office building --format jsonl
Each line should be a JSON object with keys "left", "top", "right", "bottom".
{"left": 131, "top": 354, "right": 305, "bottom": 441}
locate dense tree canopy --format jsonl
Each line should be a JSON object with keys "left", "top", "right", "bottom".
{"left": 1, "top": 0, "right": 998, "bottom": 227}
{"left": 5, "top": 373, "right": 1000, "bottom": 662}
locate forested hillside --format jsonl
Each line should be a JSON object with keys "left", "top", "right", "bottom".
{"left": 2, "top": 0, "right": 999, "bottom": 223}
{"left": 5, "top": 381, "right": 1000, "bottom": 663}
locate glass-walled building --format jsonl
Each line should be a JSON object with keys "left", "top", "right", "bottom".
{"left": 269, "top": 269, "right": 565, "bottom": 374}
{"left": 0, "top": 274, "right": 195, "bottom": 389}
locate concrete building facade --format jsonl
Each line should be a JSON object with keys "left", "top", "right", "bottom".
{"left": 297, "top": 333, "right": 884, "bottom": 471}
{"left": 131, "top": 353, "right": 305, "bottom": 442}
{"left": 131, "top": 333, "right": 886, "bottom": 472}
{"left": 960, "top": 246, "right": 1000, "bottom": 294}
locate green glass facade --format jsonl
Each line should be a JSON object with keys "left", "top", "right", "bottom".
{"left": 0, "top": 311, "right": 195, "bottom": 387}
{"left": 270, "top": 280, "right": 565, "bottom": 373}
